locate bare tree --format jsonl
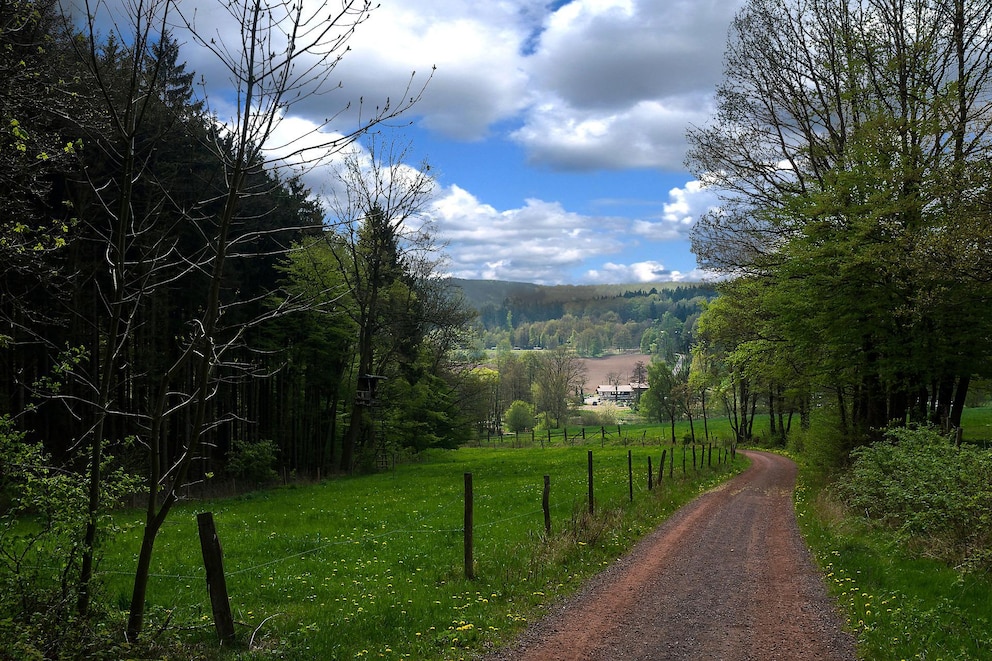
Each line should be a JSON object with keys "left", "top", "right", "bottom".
{"left": 533, "top": 346, "right": 586, "bottom": 428}
{"left": 59, "top": 0, "right": 429, "bottom": 638}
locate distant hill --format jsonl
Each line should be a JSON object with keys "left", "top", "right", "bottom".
{"left": 449, "top": 279, "right": 718, "bottom": 356}
{"left": 448, "top": 279, "right": 545, "bottom": 310}
{"left": 449, "top": 278, "right": 705, "bottom": 315}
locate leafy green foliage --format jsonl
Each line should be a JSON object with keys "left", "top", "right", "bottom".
{"left": 225, "top": 439, "right": 279, "bottom": 485}
{"left": 797, "top": 449, "right": 992, "bottom": 660}
{"left": 0, "top": 418, "right": 140, "bottom": 658}
{"left": 457, "top": 280, "right": 715, "bottom": 357}
{"left": 833, "top": 427, "right": 992, "bottom": 571}
{"left": 504, "top": 400, "right": 535, "bottom": 433}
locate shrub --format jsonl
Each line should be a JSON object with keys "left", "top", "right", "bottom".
{"left": 833, "top": 426, "right": 992, "bottom": 571}
{"left": 226, "top": 438, "right": 279, "bottom": 484}
{"left": 504, "top": 400, "right": 535, "bottom": 433}
{"left": 576, "top": 403, "right": 618, "bottom": 427}
{"left": 0, "top": 417, "right": 140, "bottom": 658}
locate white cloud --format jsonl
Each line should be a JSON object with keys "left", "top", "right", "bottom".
{"left": 98, "top": 0, "right": 741, "bottom": 171}
{"left": 632, "top": 180, "right": 721, "bottom": 240}
{"left": 430, "top": 185, "right": 626, "bottom": 283}
{"left": 84, "top": 0, "right": 741, "bottom": 283}
{"left": 512, "top": 0, "right": 743, "bottom": 170}
{"left": 583, "top": 262, "right": 716, "bottom": 284}
{"left": 329, "top": 2, "right": 534, "bottom": 140}
{"left": 512, "top": 98, "right": 705, "bottom": 171}
{"left": 196, "top": 0, "right": 740, "bottom": 169}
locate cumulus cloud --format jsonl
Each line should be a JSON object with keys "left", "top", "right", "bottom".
{"left": 515, "top": 0, "right": 743, "bottom": 170}
{"left": 85, "top": 0, "right": 740, "bottom": 283}
{"left": 184, "top": 0, "right": 740, "bottom": 169}
{"left": 583, "top": 262, "right": 717, "bottom": 284}
{"left": 430, "top": 185, "right": 626, "bottom": 283}
{"left": 328, "top": 2, "right": 534, "bottom": 141}
{"left": 632, "top": 180, "right": 722, "bottom": 240}
{"left": 512, "top": 98, "right": 703, "bottom": 171}
{"left": 95, "top": 0, "right": 741, "bottom": 171}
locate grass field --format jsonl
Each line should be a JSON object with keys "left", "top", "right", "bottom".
{"left": 66, "top": 408, "right": 992, "bottom": 658}
{"left": 796, "top": 467, "right": 992, "bottom": 659}
{"left": 100, "top": 440, "right": 744, "bottom": 659}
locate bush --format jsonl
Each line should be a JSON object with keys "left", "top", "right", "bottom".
{"left": 504, "top": 400, "right": 535, "bottom": 433}
{"left": 226, "top": 439, "right": 279, "bottom": 484}
{"left": 0, "top": 417, "right": 140, "bottom": 658}
{"left": 576, "top": 404, "right": 618, "bottom": 427}
{"left": 833, "top": 426, "right": 992, "bottom": 571}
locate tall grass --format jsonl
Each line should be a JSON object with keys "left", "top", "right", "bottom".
{"left": 794, "top": 424, "right": 992, "bottom": 660}
{"left": 99, "top": 441, "right": 743, "bottom": 659}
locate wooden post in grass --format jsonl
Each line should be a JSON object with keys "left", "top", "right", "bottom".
{"left": 692, "top": 444, "right": 697, "bottom": 471}
{"left": 659, "top": 449, "right": 666, "bottom": 486}
{"left": 543, "top": 475, "right": 551, "bottom": 534}
{"left": 648, "top": 456, "right": 653, "bottom": 490}
{"left": 669, "top": 445, "right": 674, "bottom": 478}
{"left": 196, "top": 512, "right": 235, "bottom": 644}
{"left": 464, "top": 473, "right": 474, "bottom": 580}
{"left": 587, "top": 450, "right": 594, "bottom": 515}
{"left": 628, "top": 450, "right": 633, "bottom": 502}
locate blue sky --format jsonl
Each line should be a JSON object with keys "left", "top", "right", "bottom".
{"left": 159, "top": 0, "right": 746, "bottom": 284}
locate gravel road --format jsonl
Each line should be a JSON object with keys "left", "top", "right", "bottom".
{"left": 481, "top": 450, "right": 856, "bottom": 660}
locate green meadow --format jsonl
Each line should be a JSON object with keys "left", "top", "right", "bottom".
{"left": 100, "top": 439, "right": 743, "bottom": 659}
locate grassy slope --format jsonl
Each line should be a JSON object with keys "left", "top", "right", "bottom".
{"left": 103, "top": 440, "right": 744, "bottom": 660}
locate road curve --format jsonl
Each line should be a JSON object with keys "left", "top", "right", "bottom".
{"left": 482, "top": 450, "right": 856, "bottom": 661}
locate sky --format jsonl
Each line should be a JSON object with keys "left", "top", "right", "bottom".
{"left": 168, "top": 0, "right": 746, "bottom": 285}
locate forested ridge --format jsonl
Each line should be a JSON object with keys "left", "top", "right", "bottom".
{"left": 453, "top": 279, "right": 716, "bottom": 356}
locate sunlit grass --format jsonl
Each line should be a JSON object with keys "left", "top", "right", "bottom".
{"left": 99, "top": 441, "right": 744, "bottom": 659}
{"left": 961, "top": 405, "right": 992, "bottom": 445}
{"left": 795, "top": 462, "right": 992, "bottom": 660}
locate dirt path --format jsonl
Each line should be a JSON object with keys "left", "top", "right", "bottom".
{"left": 482, "top": 451, "right": 856, "bottom": 660}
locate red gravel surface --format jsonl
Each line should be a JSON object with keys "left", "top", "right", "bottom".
{"left": 482, "top": 451, "right": 856, "bottom": 660}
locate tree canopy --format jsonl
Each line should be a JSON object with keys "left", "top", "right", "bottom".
{"left": 688, "top": 0, "right": 992, "bottom": 441}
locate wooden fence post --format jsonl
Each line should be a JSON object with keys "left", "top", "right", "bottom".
{"left": 648, "top": 456, "right": 653, "bottom": 490}
{"left": 464, "top": 473, "right": 474, "bottom": 580}
{"left": 196, "top": 512, "right": 235, "bottom": 645}
{"left": 659, "top": 449, "right": 666, "bottom": 486}
{"left": 587, "top": 450, "right": 594, "bottom": 515}
{"left": 543, "top": 475, "right": 551, "bottom": 534}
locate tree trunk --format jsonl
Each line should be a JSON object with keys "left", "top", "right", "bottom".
{"left": 949, "top": 374, "right": 971, "bottom": 429}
